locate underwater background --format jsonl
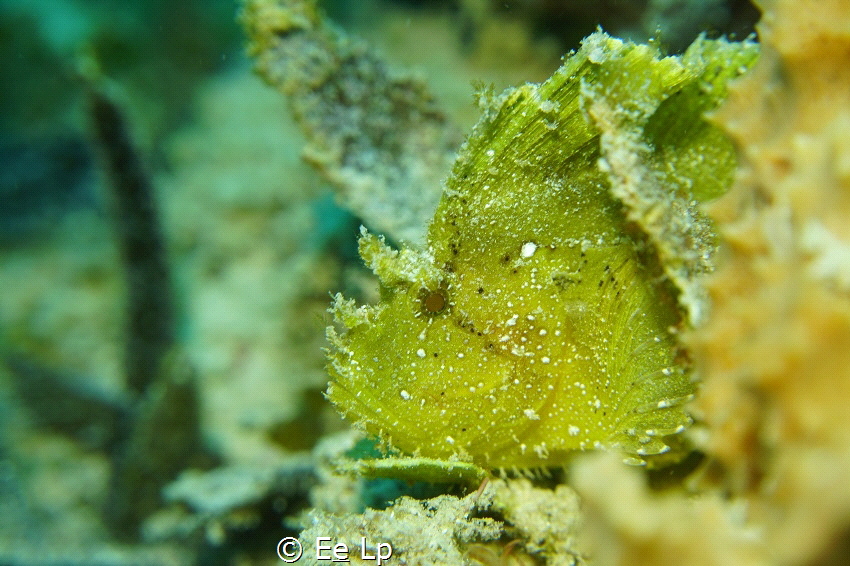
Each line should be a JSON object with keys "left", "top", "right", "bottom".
{"left": 7, "top": 1, "right": 850, "bottom": 565}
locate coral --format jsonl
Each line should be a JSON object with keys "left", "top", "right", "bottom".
{"left": 299, "top": 482, "right": 503, "bottom": 565}
{"left": 303, "top": 453, "right": 585, "bottom": 565}
{"left": 689, "top": 0, "right": 850, "bottom": 562}
{"left": 572, "top": 454, "right": 768, "bottom": 565}
{"left": 243, "top": 0, "right": 461, "bottom": 244}
{"left": 146, "top": 456, "right": 316, "bottom": 545}
{"left": 325, "top": 32, "right": 757, "bottom": 469}
{"left": 490, "top": 478, "right": 583, "bottom": 563}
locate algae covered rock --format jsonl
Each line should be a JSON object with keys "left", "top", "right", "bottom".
{"left": 326, "top": 32, "right": 758, "bottom": 469}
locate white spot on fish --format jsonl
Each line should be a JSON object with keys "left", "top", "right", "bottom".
{"left": 521, "top": 242, "right": 538, "bottom": 258}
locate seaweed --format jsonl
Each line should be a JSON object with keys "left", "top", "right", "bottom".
{"left": 88, "top": 85, "right": 207, "bottom": 539}
{"left": 89, "top": 86, "right": 174, "bottom": 397}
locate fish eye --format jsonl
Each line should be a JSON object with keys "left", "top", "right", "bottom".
{"left": 420, "top": 288, "right": 448, "bottom": 315}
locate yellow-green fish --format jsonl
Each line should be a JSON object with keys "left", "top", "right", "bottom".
{"left": 327, "top": 33, "right": 757, "bottom": 469}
